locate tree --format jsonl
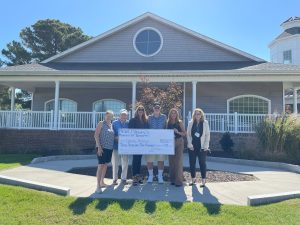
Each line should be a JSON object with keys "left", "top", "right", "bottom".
{"left": 136, "top": 76, "right": 183, "bottom": 117}
{"left": 1, "top": 19, "right": 91, "bottom": 109}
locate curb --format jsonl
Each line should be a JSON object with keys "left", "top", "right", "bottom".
{"left": 0, "top": 175, "right": 70, "bottom": 196}
{"left": 247, "top": 191, "right": 300, "bottom": 206}
{"left": 207, "top": 157, "right": 300, "bottom": 174}
{"left": 31, "top": 155, "right": 300, "bottom": 174}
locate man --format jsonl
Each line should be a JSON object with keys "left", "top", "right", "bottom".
{"left": 111, "top": 109, "right": 129, "bottom": 185}
{"left": 146, "top": 102, "right": 167, "bottom": 184}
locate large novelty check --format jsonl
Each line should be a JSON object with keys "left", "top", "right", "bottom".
{"left": 118, "top": 129, "right": 174, "bottom": 155}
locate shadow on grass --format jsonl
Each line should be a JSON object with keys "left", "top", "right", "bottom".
{"left": 95, "top": 198, "right": 136, "bottom": 211}
{"left": 68, "top": 197, "right": 94, "bottom": 215}
{"left": 192, "top": 186, "right": 221, "bottom": 215}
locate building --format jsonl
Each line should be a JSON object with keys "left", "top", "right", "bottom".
{"left": 269, "top": 16, "right": 300, "bottom": 113}
{"left": 0, "top": 12, "right": 300, "bottom": 152}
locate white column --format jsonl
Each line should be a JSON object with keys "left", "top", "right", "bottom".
{"left": 132, "top": 81, "right": 137, "bottom": 118}
{"left": 192, "top": 81, "right": 197, "bottom": 110}
{"left": 53, "top": 81, "right": 60, "bottom": 129}
{"left": 10, "top": 87, "right": 15, "bottom": 111}
{"left": 183, "top": 82, "right": 186, "bottom": 126}
{"left": 293, "top": 88, "right": 298, "bottom": 114}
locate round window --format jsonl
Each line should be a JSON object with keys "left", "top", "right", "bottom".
{"left": 133, "top": 27, "right": 163, "bottom": 57}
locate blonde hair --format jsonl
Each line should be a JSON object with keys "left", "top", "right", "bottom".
{"left": 167, "top": 108, "right": 181, "bottom": 125}
{"left": 192, "top": 108, "right": 205, "bottom": 122}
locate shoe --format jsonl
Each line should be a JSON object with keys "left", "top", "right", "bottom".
{"left": 121, "top": 179, "right": 128, "bottom": 185}
{"left": 95, "top": 187, "right": 102, "bottom": 194}
{"left": 200, "top": 184, "right": 206, "bottom": 188}
{"left": 158, "top": 175, "right": 164, "bottom": 184}
{"left": 147, "top": 175, "right": 153, "bottom": 183}
{"left": 170, "top": 182, "right": 175, "bottom": 185}
{"left": 189, "top": 178, "right": 196, "bottom": 186}
{"left": 138, "top": 175, "right": 144, "bottom": 184}
{"left": 112, "top": 180, "right": 118, "bottom": 185}
{"left": 132, "top": 176, "right": 138, "bottom": 186}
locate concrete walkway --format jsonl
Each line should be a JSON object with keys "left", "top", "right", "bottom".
{"left": 1, "top": 154, "right": 300, "bottom": 206}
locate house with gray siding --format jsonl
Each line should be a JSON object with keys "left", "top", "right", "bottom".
{"left": 1, "top": 12, "right": 300, "bottom": 136}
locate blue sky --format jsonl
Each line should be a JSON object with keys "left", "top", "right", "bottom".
{"left": 0, "top": 0, "right": 299, "bottom": 61}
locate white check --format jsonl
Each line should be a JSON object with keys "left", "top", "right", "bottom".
{"left": 118, "top": 129, "right": 174, "bottom": 155}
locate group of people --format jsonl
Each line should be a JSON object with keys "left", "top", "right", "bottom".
{"left": 94, "top": 102, "right": 210, "bottom": 194}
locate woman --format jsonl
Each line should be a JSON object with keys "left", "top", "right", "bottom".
{"left": 167, "top": 108, "right": 186, "bottom": 187}
{"left": 186, "top": 108, "right": 210, "bottom": 187}
{"left": 129, "top": 105, "right": 149, "bottom": 186}
{"left": 94, "top": 110, "right": 115, "bottom": 193}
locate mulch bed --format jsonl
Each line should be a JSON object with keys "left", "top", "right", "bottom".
{"left": 68, "top": 165, "right": 258, "bottom": 183}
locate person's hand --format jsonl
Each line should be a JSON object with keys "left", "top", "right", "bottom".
{"left": 97, "top": 147, "right": 103, "bottom": 156}
{"left": 174, "top": 128, "right": 179, "bottom": 133}
{"left": 188, "top": 145, "right": 194, "bottom": 151}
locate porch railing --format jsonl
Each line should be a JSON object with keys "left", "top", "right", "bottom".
{"left": 0, "top": 110, "right": 298, "bottom": 133}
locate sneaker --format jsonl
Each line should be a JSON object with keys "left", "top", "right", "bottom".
{"left": 121, "top": 179, "right": 128, "bottom": 185}
{"left": 95, "top": 187, "right": 102, "bottom": 194}
{"left": 147, "top": 175, "right": 153, "bottom": 183}
{"left": 158, "top": 175, "right": 164, "bottom": 184}
{"left": 112, "top": 180, "right": 118, "bottom": 185}
{"left": 132, "top": 176, "right": 138, "bottom": 186}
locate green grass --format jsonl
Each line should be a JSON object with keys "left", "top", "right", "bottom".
{"left": 0, "top": 184, "right": 299, "bottom": 225}
{"left": 0, "top": 154, "right": 39, "bottom": 171}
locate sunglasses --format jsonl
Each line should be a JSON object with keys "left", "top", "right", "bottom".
{"left": 154, "top": 106, "right": 161, "bottom": 109}
{"left": 138, "top": 108, "right": 144, "bottom": 111}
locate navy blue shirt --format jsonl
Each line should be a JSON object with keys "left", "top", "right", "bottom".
{"left": 112, "top": 119, "right": 129, "bottom": 150}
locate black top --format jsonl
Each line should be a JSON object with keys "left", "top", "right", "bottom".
{"left": 128, "top": 117, "right": 149, "bottom": 129}
{"left": 191, "top": 121, "right": 203, "bottom": 149}
{"left": 167, "top": 122, "right": 182, "bottom": 139}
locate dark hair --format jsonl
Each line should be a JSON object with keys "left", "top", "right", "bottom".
{"left": 134, "top": 105, "right": 148, "bottom": 123}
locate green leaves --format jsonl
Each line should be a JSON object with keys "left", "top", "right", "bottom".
{"left": 1, "top": 19, "right": 91, "bottom": 65}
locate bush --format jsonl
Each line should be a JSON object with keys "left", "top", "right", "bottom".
{"left": 255, "top": 114, "right": 300, "bottom": 164}
{"left": 219, "top": 132, "right": 234, "bottom": 153}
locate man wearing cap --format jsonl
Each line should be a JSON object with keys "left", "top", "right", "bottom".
{"left": 111, "top": 109, "right": 129, "bottom": 185}
{"left": 146, "top": 102, "right": 167, "bottom": 184}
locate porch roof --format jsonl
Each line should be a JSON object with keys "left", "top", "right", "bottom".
{"left": 1, "top": 61, "right": 300, "bottom": 72}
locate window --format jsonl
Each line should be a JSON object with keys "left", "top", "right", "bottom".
{"left": 45, "top": 99, "right": 77, "bottom": 112}
{"left": 93, "top": 99, "right": 126, "bottom": 113}
{"left": 133, "top": 27, "right": 163, "bottom": 57}
{"left": 227, "top": 95, "right": 270, "bottom": 114}
{"left": 283, "top": 50, "right": 292, "bottom": 64}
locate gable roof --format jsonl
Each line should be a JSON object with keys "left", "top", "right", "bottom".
{"left": 42, "top": 12, "right": 265, "bottom": 63}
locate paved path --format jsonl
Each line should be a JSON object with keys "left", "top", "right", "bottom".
{"left": 1, "top": 154, "right": 300, "bottom": 205}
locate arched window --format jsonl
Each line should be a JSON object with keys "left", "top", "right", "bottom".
{"left": 227, "top": 95, "right": 271, "bottom": 114}
{"left": 45, "top": 98, "right": 77, "bottom": 112}
{"left": 93, "top": 99, "right": 126, "bottom": 113}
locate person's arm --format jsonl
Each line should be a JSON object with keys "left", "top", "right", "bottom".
{"left": 176, "top": 121, "right": 186, "bottom": 137}
{"left": 203, "top": 120, "right": 210, "bottom": 151}
{"left": 112, "top": 121, "right": 119, "bottom": 141}
{"left": 186, "top": 121, "right": 193, "bottom": 150}
{"left": 94, "top": 121, "right": 103, "bottom": 156}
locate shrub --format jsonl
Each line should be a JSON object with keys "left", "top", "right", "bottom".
{"left": 255, "top": 114, "right": 300, "bottom": 164}
{"left": 219, "top": 132, "right": 234, "bottom": 153}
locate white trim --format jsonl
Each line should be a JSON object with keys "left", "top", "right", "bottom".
{"left": 183, "top": 82, "right": 186, "bottom": 126}
{"left": 44, "top": 98, "right": 78, "bottom": 111}
{"left": 10, "top": 87, "right": 15, "bottom": 111}
{"left": 227, "top": 94, "right": 271, "bottom": 114}
{"left": 41, "top": 12, "right": 264, "bottom": 63}
{"left": 133, "top": 27, "right": 163, "bottom": 57}
{"left": 131, "top": 81, "right": 136, "bottom": 118}
{"left": 92, "top": 99, "right": 126, "bottom": 112}
{"left": 268, "top": 34, "right": 300, "bottom": 48}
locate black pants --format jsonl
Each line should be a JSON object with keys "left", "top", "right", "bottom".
{"left": 132, "top": 155, "right": 142, "bottom": 176}
{"left": 188, "top": 147, "right": 207, "bottom": 179}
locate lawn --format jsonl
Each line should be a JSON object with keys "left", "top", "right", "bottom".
{"left": 0, "top": 184, "right": 299, "bottom": 225}
{"left": 0, "top": 154, "right": 39, "bottom": 171}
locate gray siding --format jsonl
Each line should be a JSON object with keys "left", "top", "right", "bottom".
{"left": 55, "top": 18, "right": 251, "bottom": 63}
{"left": 184, "top": 82, "right": 283, "bottom": 114}
{"left": 33, "top": 82, "right": 283, "bottom": 117}
{"left": 33, "top": 87, "right": 132, "bottom": 111}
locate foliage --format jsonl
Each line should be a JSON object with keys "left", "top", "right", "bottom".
{"left": 255, "top": 114, "right": 300, "bottom": 164}
{"left": 136, "top": 76, "right": 183, "bottom": 116}
{"left": 0, "top": 19, "right": 91, "bottom": 109}
{"left": 219, "top": 132, "right": 234, "bottom": 153}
